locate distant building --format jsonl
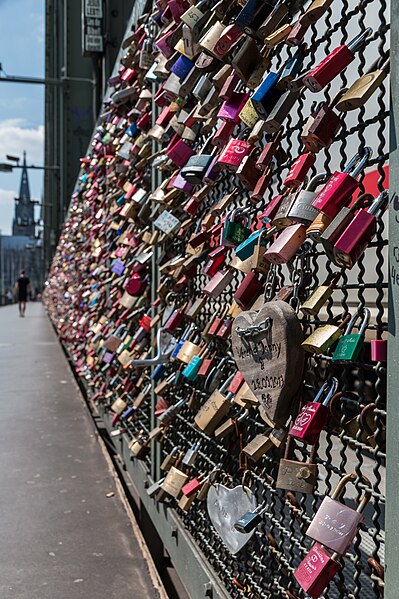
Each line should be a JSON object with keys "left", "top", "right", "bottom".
{"left": 12, "top": 152, "right": 35, "bottom": 238}
{"left": 0, "top": 152, "right": 43, "bottom": 302}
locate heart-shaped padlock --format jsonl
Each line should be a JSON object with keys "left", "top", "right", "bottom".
{"left": 231, "top": 299, "right": 304, "bottom": 426}
{"left": 207, "top": 483, "right": 257, "bottom": 554}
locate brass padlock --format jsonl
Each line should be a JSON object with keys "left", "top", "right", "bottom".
{"left": 276, "top": 438, "right": 318, "bottom": 493}
{"left": 194, "top": 374, "right": 235, "bottom": 435}
{"left": 301, "top": 314, "right": 351, "bottom": 355}
{"left": 243, "top": 433, "right": 274, "bottom": 462}
{"left": 300, "top": 272, "right": 340, "bottom": 316}
{"left": 161, "top": 466, "right": 189, "bottom": 498}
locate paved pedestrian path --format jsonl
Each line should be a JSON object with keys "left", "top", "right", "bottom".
{"left": 0, "top": 303, "right": 165, "bottom": 599}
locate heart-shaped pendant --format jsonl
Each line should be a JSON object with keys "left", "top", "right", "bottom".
{"left": 207, "top": 484, "right": 257, "bottom": 554}
{"left": 231, "top": 299, "right": 304, "bottom": 426}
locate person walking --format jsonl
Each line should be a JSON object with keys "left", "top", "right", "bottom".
{"left": 15, "top": 271, "right": 30, "bottom": 317}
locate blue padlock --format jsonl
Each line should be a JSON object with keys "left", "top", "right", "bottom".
{"left": 126, "top": 123, "right": 138, "bottom": 138}
{"left": 171, "top": 55, "right": 194, "bottom": 80}
{"left": 182, "top": 354, "right": 203, "bottom": 381}
{"left": 152, "top": 364, "right": 166, "bottom": 381}
{"left": 235, "top": 228, "right": 265, "bottom": 261}
{"left": 251, "top": 71, "right": 281, "bottom": 119}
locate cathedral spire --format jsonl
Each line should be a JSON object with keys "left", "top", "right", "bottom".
{"left": 18, "top": 151, "right": 31, "bottom": 205}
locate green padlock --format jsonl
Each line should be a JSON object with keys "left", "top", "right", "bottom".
{"left": 222, "top": 209, "right": 251, "bottom": 247}
{"left": 332, "top": 307, "right": 370, "bottom": 363}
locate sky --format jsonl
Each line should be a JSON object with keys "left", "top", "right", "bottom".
{"left": 0, "top": 0, "right": 44, "bottom": 235}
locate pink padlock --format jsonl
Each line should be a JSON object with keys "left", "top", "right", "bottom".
{"left": 203, "top": 269, "right": 234, "bottom": 298}
{"left": 294, "top": 543, "right": 341, "bottom": 599}
{"left": 217, "top": 139, "right": 252, "bottom": 172}
{"left": 264, "top": 223, "right": 306, "bottom": 264}
{"left": 371, "top": 339, "right": 387, "bottom": 362}
{"left": 218, "top": 92, "right": 250, "bottom": 122}
{"left": 167, "top": 138, "right": 195, "bottom": 167}
{"left": 125, "top": 274, "right": 148, "bottom": 296}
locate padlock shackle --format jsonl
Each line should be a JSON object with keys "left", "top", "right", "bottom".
{"left": 307, "top": 172, "right": 330, "bottom": 192}
{"left": 130, "top": 328, "right": 177, "bottom": 365}
{"left": 343, "top": 146, "right": 372, "bottom": 177}
{"left": 312, "top": 377, "right": 338, "bottom": 406}
{"left": 347, "top": 27, "right": 372, "bottom": 53}
{"left": 367, "top": 188, "right": 389, "bottom": 216}
{"left": 220, "top": 371, "right": 237, "bottom": 393}
{"left": 331, "top": 471, "right": 372, "bottom": 510}
{"left": 323, "top": 271, "right": 341, "bottom": 289}
{"left": 344, "top": 306, "right": 371, "bottom": 336}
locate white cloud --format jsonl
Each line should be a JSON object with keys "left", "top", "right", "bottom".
{"left": 0, "top": 118, "right": 44, "bottom": 164}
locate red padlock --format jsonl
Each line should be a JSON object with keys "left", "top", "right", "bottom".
{"left": 125, "top": 274, "right": 148, "bottom": 296}
{"left": 212, "top": 120, "right": 237, "bottom": 149}
{"left": 289, "top": 378, "right": 338, "bottom": 445}
{"left": 333, "top": 189, "right": 388, "bottom": 269}
{"left": 251, "top": 169, "right": 272, "bottom": 204}
{"left": 236, "top": 155, "right": 259, "bottom": 191}
{"left": 371, "top": 339, "right": 387, "bottom": 362}
{"left": 312, "top": 147, "right": 372, "bottom": 220}
{"left": 233, "top": 271, "right": 264, "bottom": 309}
{"left": 181, "top": 477, "right": 203, "bottom": 498}
{"left": 303, "top": 29, "right": 372, "bottom": 92}
{"left": 213, "top": 24, "right": 243, "bottom": 58}
{"left": 294, "top": 543, "right": 341, "bottom": 599}
{"left": 259, "top": 194, "right": 285, "bottom": 222}
{"left": 228, "top": 371, "right": 244, "bottom": 394}
{"left": 283, "top": 153, "right": 316, "bottom": 189}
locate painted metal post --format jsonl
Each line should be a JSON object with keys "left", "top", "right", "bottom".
{"left": 386, "top": 2, "right": 399, "bottom": 596}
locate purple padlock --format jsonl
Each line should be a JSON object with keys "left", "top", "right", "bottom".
{"left": 218, "top": 92, "right": 250, "bottom": 123}
{"left": 171, "top": 173, "right": 194, "bottom": 194}
{"left": 167, "top": 138, "right": 195, "bottom": 167}
{"left": 103, "top": 351, "right": 115, "bottom": 364}
{"left": 111, "top": 259, "right": 125, "bottom": 275}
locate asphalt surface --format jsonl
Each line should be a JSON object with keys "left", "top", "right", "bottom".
{"left": 0, "top": 303, "right": 163, "bottom": 599}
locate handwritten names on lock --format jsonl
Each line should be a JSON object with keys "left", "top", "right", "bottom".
{"left": 232, "top": 300, "right": 304, "bottom": 425}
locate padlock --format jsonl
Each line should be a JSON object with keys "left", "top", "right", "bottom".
{"left": 371, "top": 338, "right": 387, "bottom": 362}
{"left": 335, "top": 57, "right": 390, "bottom": 111}
{"left": 218, "top": 92, "right": 250, "bottom": 122}
{"left": 234, "top": 502, "right": 267, "bottom": 533}
{"left": 306, "top": 472, "right": 371, "bottom": 554}
{"left": 203, "top": 269, "right": 234, "bottom": 298}
{"left": 294, "top": 542, "right": 341, "bottom": 599}
{"left": 303, "top": 28, "right": 372, "bottom": 92}
{"left": 214, "top": 409, "right": 249, "bottom": 440}
{"left": 212, "top": 120, "right": 237, "bottom": 149}
{"left": 256, "top": 129, "right": 283, "bottom": 170}
{"left": 236, "top": 155, "right": 259, "bottom": 191}
{"left": 279, "top": 46, "right": 306, "bottom": 87}
{"left": 289, "top": 378, "right": 338, "bottom": 445}
{"left": 276, "top": 438, "right": 318, "bottom": 493}
{"left": 263, "top": 89, "right": 300, "bottom": 134}
{"left": 235, "top": 228, "right": 266, "bottom": 261}
{"left": 234, "top": 271, "right": 264, "bottom": 310}
{"left": 333, "top": 189, "right": 389, "bottom": 269}
{"left": 302, "top": 90, "right": 346, "bottom": 153}
{"left": 161, "top": 466, "right": 189, "bottom": 498}
{"left": 319, "top": 193, "right": 373, "bottom": 260}
{"left": 234, "top": 0, "right": 274, "bottom": 33}
{"left": 129, "top": 435, "right": 151, "bottom": 459}
{"left": 147, "top": 477, "right": 167, "bottom": 498}
{"left": 288, "top": 174, "right": 329, "bottom": 225}
{"left": 301, "top": 314, "right": 350, "bottom": 355}
{"left": 251, "top": 70, "right": 281, "bottom": 118}
{"left": 194, "top": 373, "right": 235, "bottom": 434}
{"left": 300, "top": 272, "right": 340, "bottom": 316}
{"left": 311, "top": 147, "right": 372, "bottom": 220}
{"left": 264, "top": 23, "right": 292, "bottom": 49}
{"left": 283, "top": 153, "right": 316, "bottom": 189}
{"left": 232, "top": 36, "right": 263, "bottom": 84}
{"left": 181, "top": 476, "right": 204, "bottom": 498}
{"left": 332, "top": 307, "right": 370, "bottom": 362}
{"left": 167, "top": 137, "right": 196, "bottom": 167}
{"left": 160, "top": 447, "right": 180, "bottom": 472}
{"left": 264, "top": 224, "right": 306, "bottom": 264}
{"left": 221, "top": 209, "right": 252, "bottom": 247}
{"left": 270, "top": 192, "right": 298, "bottom": 228}
{"left": 182, "top": 441, "right": 201, "bottom": 466}
{"left": 219, "top": 72, "right": 240, "bottom": 101}
{"left": 242, "top": 433, "right": 273, "bottom": 462}
{"left": 182, "top": 345, "right": 209, "bottom": 381}
{"left": 306, "top": 210, "right": 332, "bottom": 241}
{"left": 251, "top": 168, "right": 272, "bottom": 203}
{"left": 217, "top": 138, "right": 252, "bottom": 171}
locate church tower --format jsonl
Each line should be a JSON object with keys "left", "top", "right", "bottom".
{"left": 12, "top": 152, "right": 35, "bottom": 237}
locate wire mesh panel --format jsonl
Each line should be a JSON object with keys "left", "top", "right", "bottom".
{"left": 44, "top": 0, "right": 389, "bottom": 597}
